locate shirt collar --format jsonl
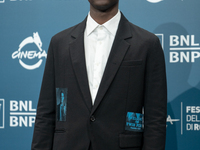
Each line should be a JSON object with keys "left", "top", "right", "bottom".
{"left": 85, "top": 10, "right": 121, "bottom": 36}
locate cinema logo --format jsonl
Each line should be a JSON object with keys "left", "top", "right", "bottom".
{"left": 169, "top": 35, "right": 200, "bottom": 63}
{"left": 10, "top": 100, "right": 36, "bottom": 127}
{"left": 12, "top": 32, "right": 47, "bottom": 70}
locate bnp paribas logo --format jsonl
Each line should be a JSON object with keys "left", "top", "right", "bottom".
{"left": 0, "top": 0, "right": 5, "bottom": 3}
{"left": 147, "top": 0, "right": 163, "bottom": 3}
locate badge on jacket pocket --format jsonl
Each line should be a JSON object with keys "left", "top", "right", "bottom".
{"left": 125, "top": 112, "right": 144, "bottom": 132}
{"left": 56, "top": 88, "right": 67, "bottom": 121}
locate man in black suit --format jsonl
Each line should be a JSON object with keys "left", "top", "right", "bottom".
{"left": 32, "top": 0, "right": 167, "bottom": 150}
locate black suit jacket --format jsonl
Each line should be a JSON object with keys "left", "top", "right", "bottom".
{"left": 32, "top": 13, "right": 167, "bottom": 150}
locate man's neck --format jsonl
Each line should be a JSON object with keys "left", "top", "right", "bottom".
{"left": 89, "top": 4, "right": 118, "bottom": 25}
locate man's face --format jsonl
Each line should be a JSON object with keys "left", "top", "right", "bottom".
{"left": 88, "top": 0, "right": 119, "bottom": 12}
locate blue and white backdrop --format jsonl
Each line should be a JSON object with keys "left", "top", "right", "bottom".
{"left": 0, "top": 0, "right": 200, "bottom": 149}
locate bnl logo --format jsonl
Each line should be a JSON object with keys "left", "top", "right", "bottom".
{"left": 0, "top": 0, "right": 5, "bottom": 3}
{"left": 0, "top": 99, "right": 5, "bottom": 129}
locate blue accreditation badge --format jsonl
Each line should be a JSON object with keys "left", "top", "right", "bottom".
{"left": 56, "top": 88, "right": 67, "bottom": 121}
{"left": 125, "top": 112, "right": 144, "bottom": 132}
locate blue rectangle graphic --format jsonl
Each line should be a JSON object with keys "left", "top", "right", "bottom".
{"left": 125, "top": 112, "right": 143, "bottom": 132}
{"left": 56, "top": 88, "right": 67, "bottom": 121}
{"left": 0, "top": 99, "right": 5, "bottom": 128}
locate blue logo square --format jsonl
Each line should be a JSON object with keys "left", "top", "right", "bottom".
{"left": 125, "top": 112, "right": 143, "bottom": 132}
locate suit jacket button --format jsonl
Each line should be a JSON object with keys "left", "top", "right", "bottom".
{"left": 90, "top": 116, "right": 95, "bottom": 122}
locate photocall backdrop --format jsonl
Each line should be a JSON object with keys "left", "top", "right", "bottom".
{"left": 0, "top": 0, "right": 200, "bottom": 149}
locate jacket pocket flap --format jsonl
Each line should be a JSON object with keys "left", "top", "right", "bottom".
{"left": 121, "top": 60, "right": 142, "bottom": 66}
{"left": 54, "top": 128, "right": 66, "bottom": 133}
{"left": 119, "top": 133, "right": 143, "bottom": 148}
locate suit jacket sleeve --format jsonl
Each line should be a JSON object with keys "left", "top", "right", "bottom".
{"left": 143, "top": 37, "right": 167, "bottom": 150}
{"left": 31, "top": 39, "right": 56, "bottom": 150}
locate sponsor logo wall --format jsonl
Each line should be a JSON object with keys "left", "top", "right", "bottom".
{"left": 0, "top": 0, "right": 199, "bottom": 149}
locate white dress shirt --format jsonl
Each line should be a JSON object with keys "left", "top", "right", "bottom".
{"left": 84, "top": 10, "right": 121, "bottom": 104}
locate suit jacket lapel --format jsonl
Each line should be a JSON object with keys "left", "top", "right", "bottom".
{"left": 91, "top": 13, "right": 132, "bottom": 115}
{"left": 69, "top": 18, "right": 93, "bottom": 112}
